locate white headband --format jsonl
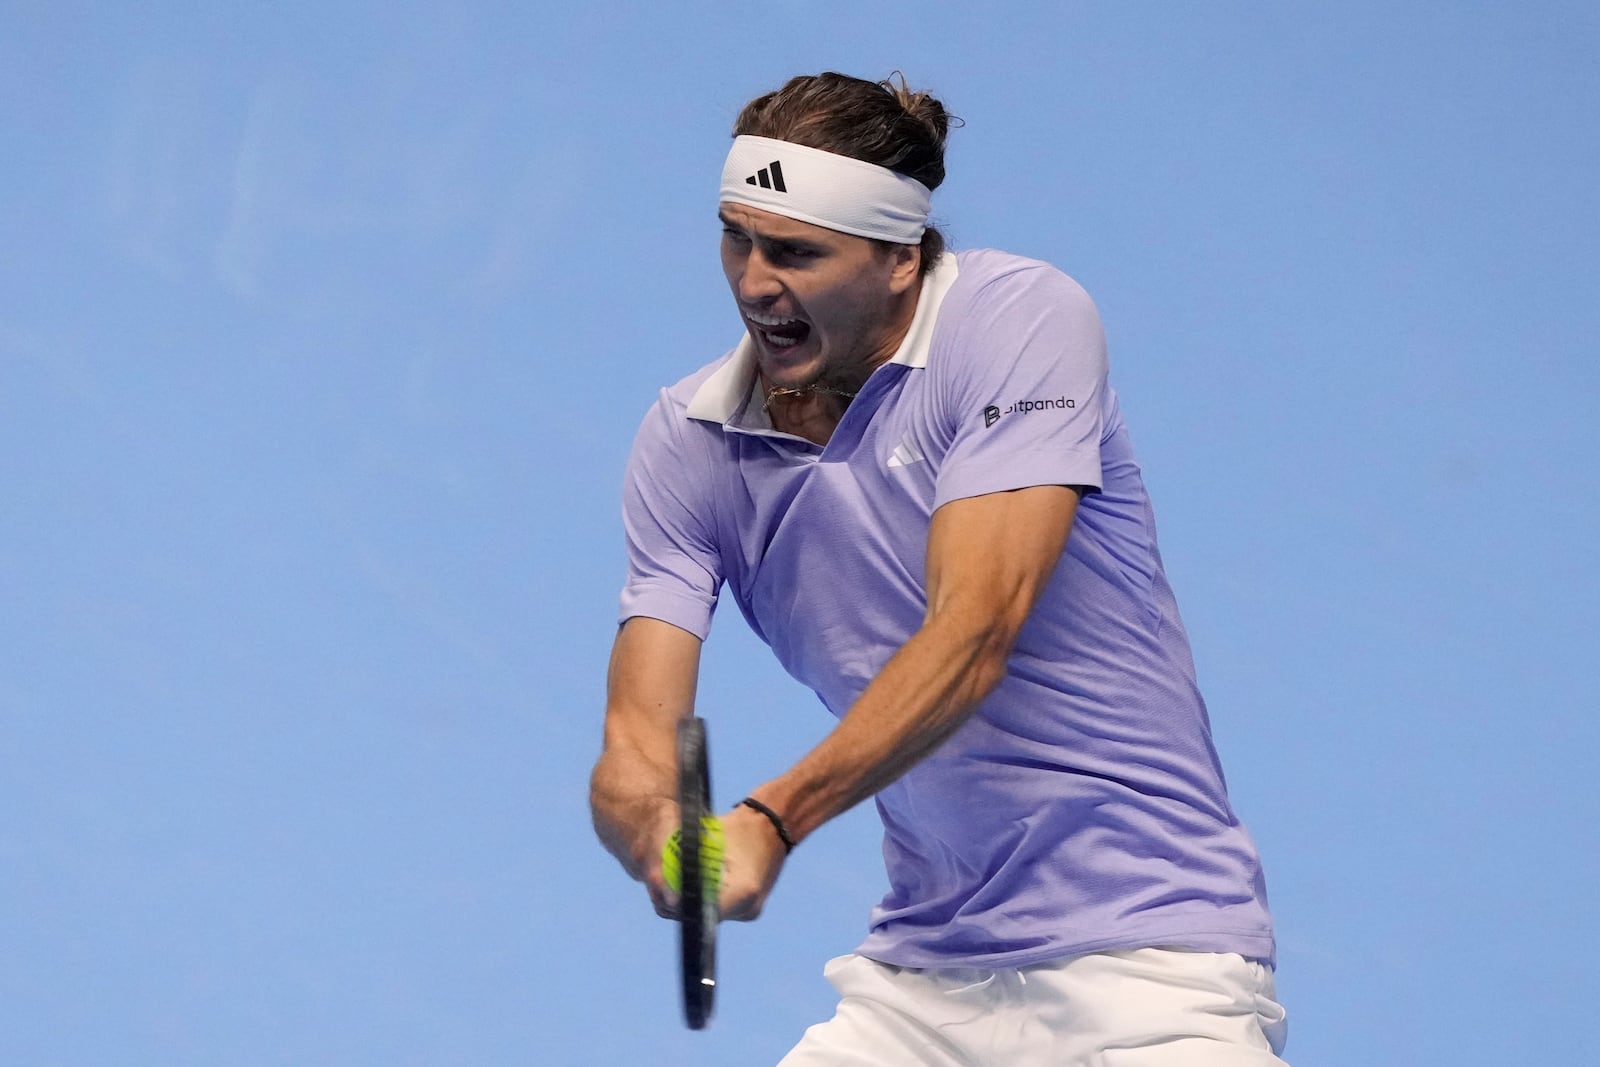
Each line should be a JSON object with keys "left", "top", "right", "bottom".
{"left": 720, "top": 135, "right": 931, "bottom": 244}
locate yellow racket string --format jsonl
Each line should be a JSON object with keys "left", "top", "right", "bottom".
{"left": 661, "top": 816, "right": 726, "bottom": 895}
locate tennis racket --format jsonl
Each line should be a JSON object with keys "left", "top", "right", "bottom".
{"left": 670, "top": 715, "right": 721, "bottom": 1030}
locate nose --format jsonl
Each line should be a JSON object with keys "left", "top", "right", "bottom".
{"left": 736, "top": 247, "right": 783, "bottom": 305}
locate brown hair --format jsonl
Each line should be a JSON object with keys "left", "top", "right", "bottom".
{"left": 733, "top": 72, "right": 956, "bottom": 274}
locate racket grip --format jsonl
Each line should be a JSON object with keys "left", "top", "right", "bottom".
{"left": 661, "top": 817, "right": 726, "bottom": 894}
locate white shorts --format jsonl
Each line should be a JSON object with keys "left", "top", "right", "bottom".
{"left": 777, "top": 947, "right": 1289, "bottom": 1066}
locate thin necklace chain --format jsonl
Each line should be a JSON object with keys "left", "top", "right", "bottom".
{"left": 762, "top": 383, "right": 859, "bottom": 411}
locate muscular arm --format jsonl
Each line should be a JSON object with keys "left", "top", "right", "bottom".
{"left": 589, "top": 616, "right": 703, "bottom": 906}
{"left": 720, "top": 483, "right": 1079, "bottom": 917}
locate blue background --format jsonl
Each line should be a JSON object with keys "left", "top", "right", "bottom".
{"left": 4, "top": 3, "right": 1596, "bottom": 1064}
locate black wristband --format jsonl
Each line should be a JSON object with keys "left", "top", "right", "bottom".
{"left": 739, "top": 796, "right": 796, "bottom": 853}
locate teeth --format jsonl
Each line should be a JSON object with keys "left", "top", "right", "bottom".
{"left": 747, "top": 311, "right": 801, "bottom": 327}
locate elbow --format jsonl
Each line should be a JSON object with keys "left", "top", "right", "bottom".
{"left": 923, "top": 587, "right": 1035, "bottom": 700}
{"left": 975, "top": 641, "right": 1014, "bottom": 698}
{"left": 963, "top": 615, "right": 1024, "bottom": 700}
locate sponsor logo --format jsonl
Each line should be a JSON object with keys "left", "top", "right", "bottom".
{"left": 887, "top": 439, "right": 926, "bottom": 469}
{"left": 984, "top": 396, "right": 1075, "bottom": 426}
{"left": 744, "top": 160, "right": 788, "bottom": 192}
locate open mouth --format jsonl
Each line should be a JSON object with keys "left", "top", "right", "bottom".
{"left": 746, "top": 311, "right": 811, "bottom": 350}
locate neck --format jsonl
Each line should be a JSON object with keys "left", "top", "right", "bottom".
{"left": 763, "top": 381, "right": 858, "bottom": 409}
{"left": 762, "top": 381, "right": 854, "bottom": 446}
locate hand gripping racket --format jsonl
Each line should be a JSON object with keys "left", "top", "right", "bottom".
{"left": 664, "top": 716, "right": 723, "bottom": 1030}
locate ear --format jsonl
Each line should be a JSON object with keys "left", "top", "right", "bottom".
{"left": 886, "top": 240, "right": 922, "bottom": 295}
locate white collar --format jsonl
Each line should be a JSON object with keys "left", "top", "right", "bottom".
{"left": 686, "top": 252, "right": 960, "bottom": 426}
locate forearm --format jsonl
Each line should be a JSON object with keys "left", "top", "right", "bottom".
{"left": 751, "top": 609, "right": 1011, "bottom": 844}
{"left": 590, "top": 738, "right": 678, "bottom": 880}
{"left": 590, "top": 617, "right": 703, "bottom": 881}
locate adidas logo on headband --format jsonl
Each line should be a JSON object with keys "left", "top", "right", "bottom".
{"left": 744, "top": 160, "right": 787, "bottom": 192}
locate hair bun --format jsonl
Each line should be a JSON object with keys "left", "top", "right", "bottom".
{"left": 881, "top": 72, "right": 953, "bottom": 146}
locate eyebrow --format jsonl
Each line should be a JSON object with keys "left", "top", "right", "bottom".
{"left": 718, "top": 209, "right": 771, "bottom": 236}
{"left": 718, "top": 211, "right": 826, "bottom": 251}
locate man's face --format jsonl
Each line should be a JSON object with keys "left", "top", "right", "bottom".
{"left": 718, "top": 203, "right": 920, "bottom": 393}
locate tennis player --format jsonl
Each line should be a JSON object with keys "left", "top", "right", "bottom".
{"left": 591, "top": 71, "right": 1288, "bottom": 1065}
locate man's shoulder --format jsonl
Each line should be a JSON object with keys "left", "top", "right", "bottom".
{"left": 951, "top": 247, "right": 1073, "bottom": 283}
{"left": 629, "top": 346, "right": 743, "bottom": 439}
{"left": 629, "top": 344, "right": 746, "bottom": 463}
{"left": 659, "top": 347, "right": 740, "bottom": 409}
{"left": 946, "top": 249, "right": 1093, "bottom": 312}
{"left": 937, "top": 249, "right": 1098, "bottom": 339}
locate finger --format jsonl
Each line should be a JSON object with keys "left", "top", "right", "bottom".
{"left": 648, "top": 874, "right": 681, "bottom": 920}
{"left": 647, "top": 830, "right": 683, "bottom": 920}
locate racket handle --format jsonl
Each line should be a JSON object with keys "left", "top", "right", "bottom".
{"left": 661, "top": 816, "right": 726, "bottom": 894}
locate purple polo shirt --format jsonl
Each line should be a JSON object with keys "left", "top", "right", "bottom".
{"left": 619, "top": 249, "right": 1275, "bottom": 968}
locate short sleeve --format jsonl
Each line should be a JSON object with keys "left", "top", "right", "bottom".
{"left": 617, "top": 391, "right": 723, "bottom": 639}
{"left": 932, "top": 263, "right": 1108, "bottom": 509}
